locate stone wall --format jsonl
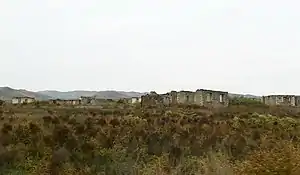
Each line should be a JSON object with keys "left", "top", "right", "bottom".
{"left": 177, "top": 91, "right": 194, "bottom": 104}
{"left": 141, "top": 89, "right": 229, "bottom": 108}
{"left": 162, "top": 93, "right": 171, "bottom": 106}
{"left": 296, "top": 96, "right": 300, "bottom": 106}
{"left": 263, "top": 95, "right": 296, "bottom": 106}
{"left": 12, "top": 97, "right": 36, "bottom": 104}
{"left": 80, "top": 96, "right": 96, "bottom": 105}
{"left": 170, "top": 91, "right": 178, "bottom": 105}
{"left": 195, "top": 89, "right": 229, "bottom": 107}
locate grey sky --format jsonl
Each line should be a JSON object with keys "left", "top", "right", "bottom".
{"left": 0, "top": 0, "right": 299, "bottom": 95}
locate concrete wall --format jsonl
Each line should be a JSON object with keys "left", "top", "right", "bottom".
{"left": 295, "top": 96, "right": 300, "bottom": 106}
{"left": 141, "top": 89, "right": 228, "bottom": 108}
{"left": 263, "top": 95, "right": 296, "bottom": 106}
{"left": 195, "top": 89, "right": 229, "bottom": 107}
{"left": 263, "top": 96, "right": 276, "bottom": 106}
{"left": 81, "top": 97, "right": 96, "bottom": 105}
{"left": 162, "top": 94, "right": 171, "bottom": 106}
{"left": 194, "top": 91, "right": 204, "bottom": 106}
{"left": 23, "top": 98, "right": 35, "bottom": 104}
{"left": 176, "top": 91, "right": 187, "bottom": 104}
{"left": 170, "top": 91, "right": 178, "bottom": 105}
{"left": 12, "top": 98, "right": 35, "bottom": 104}
{"left": 12, "top": 98, "right": 20, "bottom": 104}
{"left": 50, "top": 99, "right": 81, "bottom": 105}
{"left": 131, "top": 97, "right": 141, "bottom": 104}
{"left": 177, "top": 91, "right": 194, "bottom": 104}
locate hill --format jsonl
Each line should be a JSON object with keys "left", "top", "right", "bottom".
{"left": 38, "top": 90, "right": 147, "bottom": 100}
{"left": 0, "top": 87, "right": 260, "bottom": 101}
{"left": 0, "top": 87, "right": 51, "bottom": 101}
{"left": 229, "top": 93, "right": 261, "bottom": 99}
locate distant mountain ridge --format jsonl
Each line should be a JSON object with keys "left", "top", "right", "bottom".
{"left": 0, "top": 87, "right": 51, "bottom": 101}
{"left": 0, "top": 87, "right": 260, "bottom": 101}
{"left": 38, "top": 90, "right": 147, "bottom": 100}
{"left": 228, "top": 93, "right": 261, "bottom": 99}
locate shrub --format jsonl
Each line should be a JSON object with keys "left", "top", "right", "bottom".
{"left": 229, "top": 97, "right": 265, "bottom": 106}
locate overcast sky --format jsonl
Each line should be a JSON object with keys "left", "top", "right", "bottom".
{"left": 0, "top": 0, "right": 299, "bottom": 95}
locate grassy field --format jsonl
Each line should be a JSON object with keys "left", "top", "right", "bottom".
{"left": 0, "top": 102, "right": 300, "bottom": 174}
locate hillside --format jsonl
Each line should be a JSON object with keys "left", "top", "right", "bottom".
{"left": 0, "top": 87, "right": 260, "bottom": 101}
{"left": 38, "top": 90, "right": 147, "bottom": 100}
{"left": 0, "top": 87, "right": 51, "bottom": 101}
{"left": 0, "top": 87, "right": 146, "bottom": 101}
{"left": 229, "top": 93, "right": 261, "bottom": 99}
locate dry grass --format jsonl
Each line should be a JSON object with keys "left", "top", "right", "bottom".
{"left": 0, "top": 103, "right": 300, "bottom": 174}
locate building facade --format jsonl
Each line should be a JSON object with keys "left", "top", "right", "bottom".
{"left": 131, "top": 97, "right": 141, "bottom": 104}
{"left": 262, "top": 95, "right": 296, "bottom": 106}
{"left": 194, "top": 89, "right": 229, "bottom": 107}
{"left": 80, "top": 96, "right": 96, "bottom": 105}
{"left": 177, "top": 91, "right": 195, "bottom": 104}
{"left": 49, "top": 99, "right": 81, "bottom": 105}
{"left": 141, "top": 89, "right": 229, "bottom": 108}
{"left": 12, "top": 97, "right": 36, "bottom": 104}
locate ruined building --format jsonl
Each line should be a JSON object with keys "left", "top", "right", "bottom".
{"left": 141, "top": 89, "right": 229, "bottom": 108}
{"left": 49, "top": 99, "right": 81, "bottom": 105}
{"left": 176, "top": 91, "right": 195, "bottom": 104}
{"left": 194, "top": 89, "right": 229, "bottom": 107}
{"left": 12, "top": 96, "right": 36, "bottom": 104}
{"left": 141, "top": 91, "right": 164, "bottom": 107}
{"left": 80, "top": 96, "right": 96, "bottom": 105}
{"left": 129, "top": 97, "right": 142, "bottom": 104}
{"left": 262, "top": 95, "right": 298, "bottom": 106}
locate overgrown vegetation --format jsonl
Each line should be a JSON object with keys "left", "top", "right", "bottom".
{"left": 0, "top": 103, "right": 300, "bottom": 174}
{"left": 229, "top": 96, "right": 264, "bottom": 106}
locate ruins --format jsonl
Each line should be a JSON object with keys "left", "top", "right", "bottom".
{"left": 141, "top": 89, "right": 229, "bottom": 108}
{"left": 262, "top": 95, "right": 299, "bottom": 106}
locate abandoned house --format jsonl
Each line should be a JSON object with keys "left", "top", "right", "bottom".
{"left": 120, "top": 97, "right": 141, "bottom": 104}
{"left": 130, "top": 97, "right": 141, "bottom": 104}
{"left": 12, "top": 96, "right": 36, "bottom": 104}
{"left": 49, "top": 99, "right": 62, "bottom": 105}
{"left": 176, "top": 91, "right": 195, "bottom": 104}
{"left": 80, "top": 96, "right": 96, "bottom": 105}
{"left": 65, "top": 99, "right": 81, "bottom": 105}
{"left": 161, "top": 93, "right": 172, "bottom": 106}
{"left": 262, "top": 95, "right": 297, "bottom": 106}
{"left": 194, "top": 89, "right": 229, "bottom": 107}
{"left": 49, "top": 99, "right": 81, "bottom": 105}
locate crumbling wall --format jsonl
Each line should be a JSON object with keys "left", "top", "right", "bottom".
{"left": 295, "top": 96, "right": 300, "bottom": 106}
{"left": 161, "top": 93, "right": 173, "bottom": 106}
{"left": 263, "top": 95, "right": 296, "bottom": 106}
{"left": 194, "top": 90, "right": 204, "bottom": 106}
{"left": 141, "top": 92, "right": 164, "bottom": 107}
{"left": 263, "top": 96, "right": 276, "bottom": 106}
{"left": 81, "top": 96, "right": 96, "bottom": 105}
{"left": 276, "top": 95, "right": 294, "bottom": 106}
{"left": 131, "top": 97, "right": 141, "bottom": 104}
{"left": 195, "top": 89, "right": 229, "bottom": 107}
{"left": 177, "top": 91, "right": 194, "bottom": 104}
{"left": 186, "top": 92, "right": 195, "bottom": 104}
{"left": 170, "top": 91, "right": 178, "bottom": 105}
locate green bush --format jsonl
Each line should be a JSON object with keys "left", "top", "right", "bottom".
{"left": 229, "top": 97, "right": 264, "bottom": 106}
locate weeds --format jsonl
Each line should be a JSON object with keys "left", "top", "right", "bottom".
{"left": 0, "top": 104, "right": 298, "bottom": 174}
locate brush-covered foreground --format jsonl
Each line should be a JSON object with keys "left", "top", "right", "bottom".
{"left": 0, "top": 103, "right": 300, "bottom": 175}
